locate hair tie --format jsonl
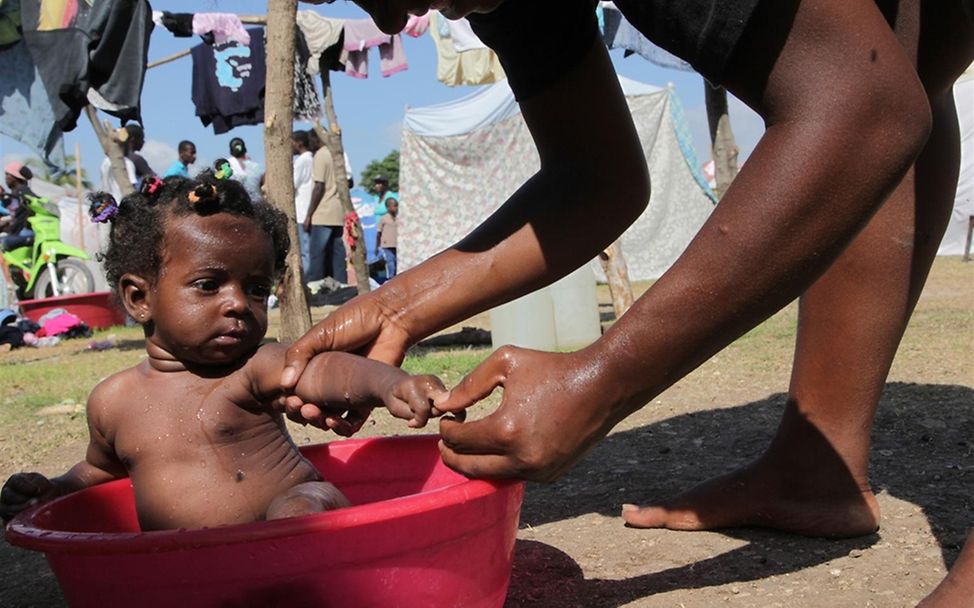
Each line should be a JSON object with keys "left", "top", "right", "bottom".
{"left": 213, "top": 158, "right": 233, "bottom": 180}
{"left": 88, "top": 192, "right": 119, "bottom": 223}
{"left": 140, "top": 176, "right": 164, "bottom": 200}
{"left": 188, "top": 183, "right": 218, "bottom": 207}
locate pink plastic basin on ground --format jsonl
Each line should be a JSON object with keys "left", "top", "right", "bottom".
{"left": 6, "top": 435, "right": 524, "bottom": 608}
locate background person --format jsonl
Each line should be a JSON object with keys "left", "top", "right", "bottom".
{"left": 164, "top": 140, "right": 197, "bottom": 178}
{"left": 307, "top": 130, "right": 348, "bottom": 284}
{"left": 291, "top": 130, "right": 315, "bottom": 278}
{"left": 0, "top": 163, "right": 36, "bottom": 251}
{"left": 122, "top": 123, "right": 155, "bottom": 183}
{"left": 375, "top": 197, "right": 398, "bottom": 279}
{"left": 370, "top": 175, "right": 397, "bottom": 217}
{"left": 227, "top": 137, "right": 263, "bottom": 201}
{"left": 99, "top": 123, "right": 151, "bottom": 199}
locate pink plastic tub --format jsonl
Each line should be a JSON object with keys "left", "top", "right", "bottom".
{"left": 6, "top": 435, "right": 524, "bottom": 607}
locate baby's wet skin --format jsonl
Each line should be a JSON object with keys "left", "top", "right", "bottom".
{"left": 110, "top": 361, "right": 320, "bottom": 531}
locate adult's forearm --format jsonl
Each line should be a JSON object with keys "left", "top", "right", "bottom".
{"left": 594, "top": 102, "right": 929, "bottom": 419}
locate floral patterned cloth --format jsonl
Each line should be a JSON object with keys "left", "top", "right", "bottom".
{"left": 399, "top": 86, "right": 715, "bottom": 281}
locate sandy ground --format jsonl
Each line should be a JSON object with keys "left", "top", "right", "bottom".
{"left": 1, "top": 257, "right": 971, "bottom": 607}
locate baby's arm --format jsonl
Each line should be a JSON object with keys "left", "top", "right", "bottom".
{"left": 248, "top": 344, "right": 446, "bottom": 428}
{"left": 1, "top": 379, "right": 127, "bottom": 521}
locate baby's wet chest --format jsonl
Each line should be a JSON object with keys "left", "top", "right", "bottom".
{"left": 114, "top": 381, "right": 278, "bottom": 462}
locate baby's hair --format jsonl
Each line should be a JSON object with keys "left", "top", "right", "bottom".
{"left": 92, "top": 171, "right": 289, "bottom": 295}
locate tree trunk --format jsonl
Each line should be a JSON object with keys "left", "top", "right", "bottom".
{"left": 265, "top": 0, "right": 311, "bottom": 342}
{"left": 704, "top": 82, "right": 739, "bottom": 200}
{"left": 599, "top": 241, "right": 634, "bottom": 319}
{"left": 85, "top": 106, "right": 134, "bottom": 197}
{"left": 315, "top": 70, "right": 370, "bottom": 294}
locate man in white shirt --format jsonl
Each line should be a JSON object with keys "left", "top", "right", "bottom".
{"left": 292, "top": 131, "right": 315, "bottom": 277}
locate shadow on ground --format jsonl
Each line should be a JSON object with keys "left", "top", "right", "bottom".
{"left": 507, "top": 382, "right": 973, "bottom": 607}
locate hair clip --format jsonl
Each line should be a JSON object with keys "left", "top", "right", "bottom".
{"left": 140, "top": 176, "right": 164, "bottom": 199}
{"left": 188, "top": 183, "right": 218, "bottom": 207}
{"left": 88, "top": 192, "right": 119, "bottom": 223}
{"left": 213, "top": 158, "right": 233, "bottom": 180}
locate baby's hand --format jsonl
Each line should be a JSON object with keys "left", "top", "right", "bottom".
{"left": 384, "top": 374, "right": 449, "bottom": 428}
{"left": 1, "top": 472, "right": 58, "bottom": 522}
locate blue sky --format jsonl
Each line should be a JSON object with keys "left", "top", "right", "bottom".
{"left": 0, "top": 0, "right": 764, "bottom": 186}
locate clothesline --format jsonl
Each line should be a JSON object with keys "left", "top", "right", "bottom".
{"left": 147, "top": 15, "right": 267, "bottom": 70}
{"left": 148, "top": 9, "right": 500, "bottom": 86}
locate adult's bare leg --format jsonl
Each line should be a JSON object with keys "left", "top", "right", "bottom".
{"left": 623, "top": 0, "right": 973, "bottom": 537}
{"left": 918, "top": 531, "right": 974, "bottom": 607}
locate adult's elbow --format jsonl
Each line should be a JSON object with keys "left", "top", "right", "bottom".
{"left": 606, "top": 160, "right": 651, "bottom": 228}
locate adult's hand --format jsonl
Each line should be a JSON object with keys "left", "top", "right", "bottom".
{"left": 280, "top": 289, "right": 414, "bottom": 434}
{"left": 435, "top": 346, "right": 624, "bottom": 482}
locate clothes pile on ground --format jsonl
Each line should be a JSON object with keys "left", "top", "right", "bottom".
{"left": 0, "top": 306, "right": 91, "bottom": 350}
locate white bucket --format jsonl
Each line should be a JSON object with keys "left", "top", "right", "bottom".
{"left": 489, "top": 286, "right": 556, "bottom": 351}
{"left": 489, "top": 263, "right": 601, "bottom": 352}
{"left": 551, "top": 264, "right": 601, "bottom": 350}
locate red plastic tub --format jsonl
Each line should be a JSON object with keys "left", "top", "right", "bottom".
{"left": 6, "top": 435, "right": 524, "bottom": 608}
{"left": 18, "top": 291, "right": 127, "bottom": 329}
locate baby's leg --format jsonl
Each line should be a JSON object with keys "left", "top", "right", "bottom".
{"left": 266, "top": 481, "right": 351, "bottom": 520}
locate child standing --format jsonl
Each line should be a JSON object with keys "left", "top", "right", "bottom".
{"left": 0, "top": 174, "right": 444, "bottom": 531}
{"left": 375, "top": 197, "right": 398, "bottom": 278}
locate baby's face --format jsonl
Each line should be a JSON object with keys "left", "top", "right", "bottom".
{"left": 146, "top": 214, "right": 274, "bottom": 366}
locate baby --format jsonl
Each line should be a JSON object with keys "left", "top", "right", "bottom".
{"left": 0, "top": 173, "right": 445, "bottom": 531}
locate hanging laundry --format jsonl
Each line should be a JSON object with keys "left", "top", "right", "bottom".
{"left": 192, "top": 13, "right": 250, "bottom": 46}
{"left": 343, "top": 18, "right": 407, "bottom": 78}
{"left": 0, "top": 39, "right": 65, "bottom": 168}
{"left": 293, "top": 28, "right": 322, "bottom": 122}
{"left": 403, "top": 11, "right": 430, "bottom": 38}
{"left": 191, "top": 27, "right": 265, "bottom": 134}
{"left": 444, "top": 18, "right": 485, "bottom": 52}
{"left": 601, "top": 4, "right": 691, "bottom": 71}
{"left": 296, "top": 10, "right": 344, "bottom": 76}
{"left": 429, "top": 12, "right": 504, "bottom": 87}
{"left": 156, "top": 11, "right": 193, "bottom": 38}
{"left": 20, "top": 0, "right": 153, "bottom": 132}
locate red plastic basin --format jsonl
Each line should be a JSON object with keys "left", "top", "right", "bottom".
{"left": 18, "top": 291, "right": 127, "bottom": 329}
{"left": 6, "top": 435, "right": 524, "bottom": 607}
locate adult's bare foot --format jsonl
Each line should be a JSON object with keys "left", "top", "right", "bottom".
{"left": 917, "top": 532, "right": 974, "bottom": 608}
{"left": 621, "top": 454, "right": 880, "bottom": 539}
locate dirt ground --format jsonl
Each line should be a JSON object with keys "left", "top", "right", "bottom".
{"left": 1, "top": 257, "right": 971, "bottom": 607}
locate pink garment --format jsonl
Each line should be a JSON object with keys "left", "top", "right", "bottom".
{"left": 36, "top": 312, "right": 83, "bottom": 337}
{"left": 403, "top": 11, "right": 431, "bottom": 37}
{"left": 343, "top": 19, "right": 390, "bottom": 52}
{"left": 192, "top": 13, "right": 251, "bottom": 46}
{"left": 343, "top": 20, "right": 408, "bottom": 78}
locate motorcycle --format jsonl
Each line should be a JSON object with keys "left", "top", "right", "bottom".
{"left": 2, "top": 194, "right": 95, "bottom": 300}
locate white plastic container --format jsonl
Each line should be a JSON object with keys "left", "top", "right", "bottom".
{"left": 489, "top": 263, "right": 601, "bottom": 352}
{"left": 551, "top": 264, "right": 601, "bottom": 350}
{"left": 489, "top": 286, "right": 557, "bottom": 351}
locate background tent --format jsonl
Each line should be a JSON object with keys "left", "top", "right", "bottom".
{"left": 398, "top": 76, "right": 716, "bottom": 281}
{"left": 938, "top": 62, "right": 974, "bottom": 256}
